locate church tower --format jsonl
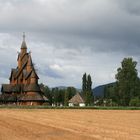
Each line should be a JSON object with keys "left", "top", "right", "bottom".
{"left": 21, "top": 33, "right": 27, "bottom": 54}
{"left": 1, "top": 33, "right": 47, "bottom": 105}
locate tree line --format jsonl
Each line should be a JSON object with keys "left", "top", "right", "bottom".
{"left": 41, "top": 57, "right": 140, "bottom": 106}
{"left": 40, "top": 73, "right": 93, "bottom": 106}
{"left": 40, "top": 85, "right": 77, "bottom": 106}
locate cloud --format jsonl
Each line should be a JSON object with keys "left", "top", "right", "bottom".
{"left": 0, "top": 0, "right": 140, "bottom": 88}
{"left": 116, "top": 0, "right": 140, "bottom": 15}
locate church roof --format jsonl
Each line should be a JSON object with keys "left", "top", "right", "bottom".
{"left": 1, "top": 83, "right": 47, "bottom": 102}
{"left": 27, "top": 54, "right": 33, "bottom": 66}
{"left": 19, "top": 92, "right": 44, "bottom": 101}
{"left": 0, "top": 93, "right": 48, "bottom": 102}
{"left": 12, "top": 85, "right": 21, "bottom": 92}
{"left": 0, "top": 94, "right": 17, "bottom": 102}
{"left": 69, "top": 93, "right": 85, "bottom": 104}
{"left": 9, "top": 68, "right": 18, "bottom": 80}
{"left": 9, "top": 68, "right": 39, "bottom": 83}
{"left": 1, "top": 84, "right": 41, "bottom": 93}
{"left": 31, "top": 69, "right": 39, "bottom": 79}
{"left": 1, "top": 84, "right": 13, "bottom": 93}
{"left": 24, "top": 83, "right": 41, "bottom": 92}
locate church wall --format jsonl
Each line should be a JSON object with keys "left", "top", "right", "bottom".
{"left": 19, "top": 101, "right": 43, "bottom": 105}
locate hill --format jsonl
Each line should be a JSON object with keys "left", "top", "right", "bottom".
{"left": 93, "top": 85, "right": 105, "bottom": 98}
{"left": 93, "top": 83, "right": 115, "bottom": 98}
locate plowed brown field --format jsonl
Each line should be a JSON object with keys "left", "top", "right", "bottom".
{"left": 0, "top": 109, "right": 139, "bottom": 140}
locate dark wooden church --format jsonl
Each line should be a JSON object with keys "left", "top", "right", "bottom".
{"left": 0, "top": 34, "right": 48, "bottom": 105}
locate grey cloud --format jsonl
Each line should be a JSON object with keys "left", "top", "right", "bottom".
{"left": 38, "top": 65, "right": 64, "bottom": 79}
{"left": 116, "top": 0, "right": 140, "bottom": 15}
{"left": 0, "top": 0, "right": 140, "bottom": 45}
{"left": 0, "top": 0, "right": 140, "bottom": 88}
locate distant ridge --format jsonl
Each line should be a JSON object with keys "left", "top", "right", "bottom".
{"left": 49, "top": 83, "right": 116, "bottom": 97}
{"left": 93, "top": 83, "right": 115, "bottom": 98}
{"left": 51, "top": 86, "right": 82, "bottom": 92}
{"left": 52, "top": 86, "right": 67, "bottom": 90}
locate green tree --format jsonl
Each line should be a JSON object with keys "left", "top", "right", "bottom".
{"left": 86, "top": 74, "right": 93, "bottom": 105}
{"left": 104, "top": 83, "right": 119, "bottom": 105}
{"left": 39, "top": 83, "right": 52, "bottom": 105}
{"left": 129, "top": 97, "right": 140, "bottom": 107}
{"left": 115, "top": 58, "right": 140, "bottom": 106}
{"left": 87, "top": 75, "right": 92, "bottom": 92}
{"left": 51, "top": 88, "right": 59, "bottom": 106}
{"left": 82, "top": 73, "right": 93, "bottom": 106}
{"left": 64, "top": 90, "right": 68, "bottom": 106}
{"left": 58, "top": 89, "right": 65, "bottom": 105}
{"left": 82, "top": 73, "right": 87, "bottom": 96}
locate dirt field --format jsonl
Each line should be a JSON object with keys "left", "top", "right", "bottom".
{"left": 0, "top": 109, "right": 139, "bottom": 140}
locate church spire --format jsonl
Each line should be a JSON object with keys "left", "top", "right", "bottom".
{"left": 23, "top": 32, "right": 25, "bottom": 41}
{"left": 21, "top": 32, "right": 27, "bottom": 49}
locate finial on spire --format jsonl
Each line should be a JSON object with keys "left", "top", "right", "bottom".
{"left": 23, "top": 32, "right": 25, "bottom": 41}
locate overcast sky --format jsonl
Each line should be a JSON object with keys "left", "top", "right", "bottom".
{"left": 0, "top": 0, "right": 140, "bottom": 88}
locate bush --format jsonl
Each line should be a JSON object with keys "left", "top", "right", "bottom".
{"left": 129, "top": 97, "right": 140, "bottom": 107}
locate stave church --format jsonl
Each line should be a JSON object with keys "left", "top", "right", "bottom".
{"left": 0, "top": 34, "right": 48, "bottom": 105}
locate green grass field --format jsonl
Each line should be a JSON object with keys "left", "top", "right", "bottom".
{"left": 0, "top": 105, "right": 140, "bottom": 110}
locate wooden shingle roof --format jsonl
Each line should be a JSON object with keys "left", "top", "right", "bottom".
{"left": 1, "top": 84, "right": 13, "bottom": 93}
{"left": 1, "top": 83, "right": 41, "bottom": 93}
{"left": 69, "top": 93, "right": 85, "bottom": 104}
{"left": 0, "top": 94, "right": 17, "bottom": 102}
{"left": 9, "top": 68, "right": 17, "bottom": 80}
{"left": 19, "top": 92, "right": 44, "bottom": 101}
{"left": 24, "top": 84, "right": 41, "bottom": 92}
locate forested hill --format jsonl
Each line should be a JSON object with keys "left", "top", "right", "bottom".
{"left": 93, "top": 83, "right": 115, "bottom": 98}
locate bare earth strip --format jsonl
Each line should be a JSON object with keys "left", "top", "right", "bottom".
{"left": 0, "top": 110, "right": 139, "bottom": 140}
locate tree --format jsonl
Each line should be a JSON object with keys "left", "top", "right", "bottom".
{"left": 87, "top": 75, "right": 92, "bottom": 92}
{"left": 82, "top": 73, "right": 93, "bottom": 106}
{"left": 104, "top": 83, "right": 119, "bottom": 105}
{"left": 51, "top": 88, "right": 59, "bottom": 106}
{"left": 82, "top": 73, "right": 87, "bottom": 96}
{"left": 39, "top": 83, "right": 52, "bottom": 105}
{"left": 86, "top": 74, "right": 93, "bottom": 105}
{"left": 64, "top": 90, "right": 68, "bottom": 106}
{"left": 129, "top": 97, "right": 140, "bottom": 107}
{"left": 115, "top": 58, "right": 140, "bottom": 106}
{"left": 58, "top": 89, "right": 65, "bottom": 105}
